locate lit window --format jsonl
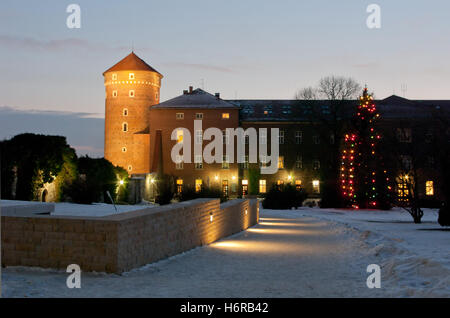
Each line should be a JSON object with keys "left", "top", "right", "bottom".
{"left": 222, "top": 113, "right": 230, "bottom": 119}
{"left": 176, "top": 113, "right": 184, "bottom": 120}
{"left": 296, "top": 155, "right": 303, "bottom": 169}
{"left": 195, "top": 130, "right": 203, "bottom": 144}
{"left": 242, "top": 180, "right": 248, "bottom": 185}
{"left": 122, "top": 122, "right": 128, "bottom": 132}
{"left": 195, "top": 179, "right": 203, "bottom": 193}
{"left": 277, "top": 180, "right": 284, "bottom": 186}
{"left": 279, "top": 130, "right": 285, "bottom": 144}
{"left": 195, "top": 155, "right": 203, "bottom": 169}
{"left": 176, "top": 179, "right": 183, "bottom": 193}
{"left": 112, "top": 90, "right": 118, "bottom": 98}
{"left": 129, "top": 90, "right": 135, "bottom": 97}
{"left": 129, "top": 73, "right": 135, "bottom": 80}
{"left": 195, "top": 113, "right": 203, "bottom": 119}
{"left": 312, "top": 180, "right": 320, "bottom": 194}
{"left": 222, "top": 155, "right": 229, "bottom": 169}
{"left": 122, "top": 147, "right": 127, "bottom": 153}
{"left": 155, "top": 93, "right": 158, "bottom": 100}
{"left": 259, "top": 180, "right": 267, "bottom": 193}
{"left": 295, "top": 180, "right": 302, "bottom": 190}
{"left": 295, "top": 131, "right": 302, "bottom": 144}
{"left": 426, "top": 181, "right": 434, "bottom": 196}
{"left": 175, "top": 155, "right": 183, "bottom": 170}
{"left": 123, "top": 108, "right": 128, "bottom": 116}
{"left": 278, "top": 156, "right": 284, "bottom": 169}
{"left": 313, "top": 160, "right": 320, "bottom": 170}
{"left": 112, "top": 74, "right": 117, "bottom": 80}
{"left": 176, "top": 130, "right": 183, "bottom": 143}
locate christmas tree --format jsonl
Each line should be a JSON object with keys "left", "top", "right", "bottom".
{"left": 340, "top": 87, "right": 390, "bottom": 209}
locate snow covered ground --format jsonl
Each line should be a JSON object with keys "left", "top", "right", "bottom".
{"left": 1, "top": 200, "right": 154, "bottom": 217}
{"left": 1, "top": 206, "right": 448, "bottom": 297}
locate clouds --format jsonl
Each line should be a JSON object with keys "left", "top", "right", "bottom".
{"left": 0, "top": 106, "right": 104, "bottom": 157}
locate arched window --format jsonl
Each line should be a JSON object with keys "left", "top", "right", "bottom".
{"left": 122, "top": 122, "right": 128, "bottom": 132}
{"left": 123, "top": 108, "right": 128, "bottom": 116}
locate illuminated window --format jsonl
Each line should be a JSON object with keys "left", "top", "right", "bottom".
{"left": 122, "top": 122, "right": 128, "bottom": 132}
{"left": 222, "top": 155, "right": 229, "bottom": 169}
{"left": 112, "top": 90, "right": 118, "bottom": 98}
{"left": 176, "top": 179, "right": 183, "bottom": 193}
{"left": 295, "top": 180, "right": 302, "bottom": 191}
{"left": 123, "top": 108, "right": 128, "bottom": 116}
{"left": 312, "top": 180, "right": 320, "bottom": 194}
{"left": 242, "top": 179, "right": 248, "bottom": 195}
{"left": 129, "top": 90, "right": 135, "bottom": 97}
{"left": 222, "top": 113, "right": 230, "bottom": 119}
{"left": 195, "top": 113, "right": 203, "bottom": 119}
{"left": 296, "top": 155, "right": 303, "bottom": 169}
{"left": 259, "top": 180, "right": 267, "bottom": 193}
{"left": 277, "top": 180, "right": 284, "bottom": 186}
{"left": 112, "top": 74, "right": 117, "bottom": 80}
{"left": 242, "top": 180, "right": 248, "bottom": 185}
{"left": 195, "top": 179, "right": 203, "bottom": 193}
{"left": 195, "top": 155, "right": 203, "bottom": 169}
{"left": 279, "top": 130, "right": 285, "bottom": 144}
{"left": 176, "top": 130, "right": 183, "bottom": 143}
{"left": 175, "top": 155, "right": 183, "bottom": 170}
{"left": 295, "top": 131, "right": 302, "bottom": 144}
{"left": 426, "top": 181, "right": 434, "bottom": 196}
{"left": 129, "top": 73, "right": 135, "bottom": 80}
{"left": 176, "top": 113, "right": 184, "bottom": 120}
{"left": 278, "top": 156, "right": 284, "bottom": 169}
{"left": 195, "top": 130, "right": 203, "bottom": 144}
{"left": 122, "top": 147, "right": 127, "bottom": 153}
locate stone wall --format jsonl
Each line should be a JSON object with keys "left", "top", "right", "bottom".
{"left": 1, "top": 198, "right": 258, "bottom": 273}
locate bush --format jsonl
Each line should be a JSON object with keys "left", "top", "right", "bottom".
{"left": 155, "top": 174, "right": 175, "bottom": 205}
{"left": 262, "top": 183, "right": 307, "bottom": 209}
{"left": 178, "top": 185, "right": 228, "bottom": 203}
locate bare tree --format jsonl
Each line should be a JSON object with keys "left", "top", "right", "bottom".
{"left": 295, "top": 87, "right": 317, "bottom": 100}
{"left": 317, "top": 76, "right": 361, "bottom": 100}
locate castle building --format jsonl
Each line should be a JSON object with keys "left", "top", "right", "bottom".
{"left": 104, "top": 52, "right": 449, "bottom": 204}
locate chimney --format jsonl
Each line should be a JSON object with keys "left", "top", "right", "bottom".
{"left": 183, "top": 90, "right": 188, "bottom": 95}
{"left": 215, "top": 93, "right": 220, "bottom": 99}
{"left": 189, "top": 86, "right": 193, "bottom": 94}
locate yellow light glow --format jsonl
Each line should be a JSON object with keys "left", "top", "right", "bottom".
{"left": 214, "top": 175, "right": 219, "bottom": 181}
{"left": 119, "top": 180, "right": 124, "bottom": 185}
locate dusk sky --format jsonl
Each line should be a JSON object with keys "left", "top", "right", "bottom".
{"left": 1, "top": 0, "right": 450, "bottom": 116}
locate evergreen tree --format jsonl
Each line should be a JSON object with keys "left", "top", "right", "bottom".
{"left": 340, "top": 87, "right": 391, "bottom": 209}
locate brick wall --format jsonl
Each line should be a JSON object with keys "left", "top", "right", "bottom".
{"left": 1, "top": 198, "right": 258, "bottom": 273}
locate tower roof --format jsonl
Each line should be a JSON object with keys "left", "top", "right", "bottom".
{"left": 103, "top": 52, "right": 162, "bottom": 76}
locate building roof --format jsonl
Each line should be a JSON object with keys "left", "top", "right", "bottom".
{"left": 229, "top": 95, "right": 450, "bottom": 122}
{"left": 103, "top": 52, "right": 162, "bottom": 76}
{"left": 152, "top": 88, "right": 240, "bottom": 109}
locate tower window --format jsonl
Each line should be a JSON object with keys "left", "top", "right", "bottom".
{"left": 122, "top": 122, "right": 128, "bottom": 132}
{"left": 128, "top": 165, "right": 132, "bottom": 171}
{"left": 112, "top": 74, "right": 117, "bottom": 80}
{"left": 155, "top": 93, "right": 158, "bottom": 100}
{"left": 112, "top": 90, "right": 118, "bottom": 98}
{"left": 123, "top": 108, "right": 128, "bottom": 116}
{"left": 129, "top": 90, "right": 135, "bottom": 98}
{"left": 129, "top": 73, "right": 135, "bottom": 80}
{"left": 122, "top": 147, "right": 127, "bottom": 152}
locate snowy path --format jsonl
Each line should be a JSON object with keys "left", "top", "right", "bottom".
{"left": 2, "top": 209, "right": 388, "bottom": 298}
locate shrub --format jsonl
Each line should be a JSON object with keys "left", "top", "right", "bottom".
{"left": 155, "top": 174, "right": 175, "bottom": 205}
{"left": 438, "top": 202, "right": 450, "bottom": 227}
{"left": 178, "top": 184, "right": 228, "bottom": 203}
{"left": 262, "top": 183, "right": 307, "bottom": 209}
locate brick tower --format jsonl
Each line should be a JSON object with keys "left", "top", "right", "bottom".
{"left": 103, "top": 52, "right": 163, "bottom": 174}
